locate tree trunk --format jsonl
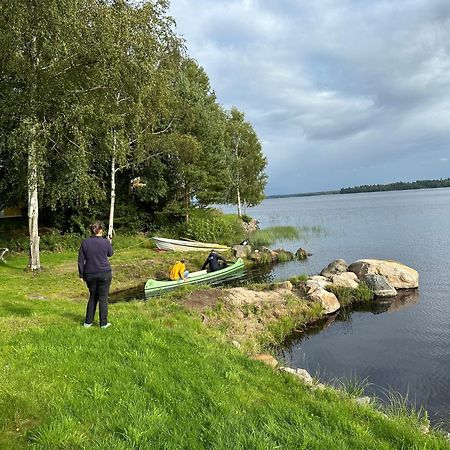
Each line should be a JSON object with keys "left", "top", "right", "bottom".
{"left": 108, "top": 128, "right": 116, "bottom": 239}
{"left": 184, "top": 186, "right": 190, "bottom": 223}
{"left": 236, "top": 186, "right": 242, "bottom": 217}
{"left": 28, "top": 122, "right": 41, "bottom": 270}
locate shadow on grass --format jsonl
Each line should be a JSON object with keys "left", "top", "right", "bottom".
{"left": 0, "top": 262, "right": 25, "bottom": 272}
{"left": 0, "top": 302, "right": 33, "bottom": 317}
{"left": 61, "top": 311, "right": 84, "bottom": 325}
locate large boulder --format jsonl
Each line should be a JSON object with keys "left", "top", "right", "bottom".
{"left": 364, "top": 274, "right": 397, "bottom": 298}
{"left": 330, "top": 272, "right": 360, "bottom": 289}
{"left": 307, "top": 283, "right": 340, "bottom": 314}
{"left": 348, "top": 259, "right": 418, "bottom": 289}
{"left": 320, "top": 259, "right": 348, "bottom": 278}
{"left": 306, "top": 276, "right": 329, "bottom": 289}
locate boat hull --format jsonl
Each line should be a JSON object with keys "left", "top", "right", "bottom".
{"left": 144, "top": 258, "right": 244, "bottom": 297}
{"left": 152, "top": 236, "right": 229, "bottom": 252}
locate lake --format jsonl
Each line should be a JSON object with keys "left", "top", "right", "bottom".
{"left": 220, "top": 188, "right": 450, "bottom": 429}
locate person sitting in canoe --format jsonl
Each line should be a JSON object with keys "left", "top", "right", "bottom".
{"left": 169, "top": 259, "right": 189, "bottom": 281}
{"left": 201, "top": 250, "right": 228, "bottom": 272}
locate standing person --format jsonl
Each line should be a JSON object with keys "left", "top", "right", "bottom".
{"left": 201, "top": 250, "right": 227, "bottom": 272}
{"left": 169, "top": 259, "right": 189, "bottom": 281}
{"left": 78, "top": 221, "right": 113, "bottom": 328}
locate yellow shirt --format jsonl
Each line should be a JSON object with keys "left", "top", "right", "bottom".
{"left": 169, "top": 261, "right": 186, "bottom": 280}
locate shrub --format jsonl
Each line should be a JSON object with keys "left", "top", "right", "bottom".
{"left": 180, "top": 209, "right": 244, "bottom": 245}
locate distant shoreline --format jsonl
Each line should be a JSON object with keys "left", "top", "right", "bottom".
{"left": 266, "top": 178, "right": 450, "bottom": 199}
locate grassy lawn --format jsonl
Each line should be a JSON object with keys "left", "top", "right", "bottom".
{"left": 0, "top": 247, "right": 449, "bottom": 449}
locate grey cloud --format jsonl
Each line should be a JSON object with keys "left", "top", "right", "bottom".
{"left": 170, "top": 0, "right": 450, "bottom": 194}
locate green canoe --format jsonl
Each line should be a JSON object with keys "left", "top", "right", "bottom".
{"left": 144, "top": 258, "right": 245, "bottom": 298}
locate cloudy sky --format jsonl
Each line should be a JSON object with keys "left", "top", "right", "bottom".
{"left": 169, "top": 0, "right": 450, "bottom": 195}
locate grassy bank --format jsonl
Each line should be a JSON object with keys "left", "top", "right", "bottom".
{"left": 1, "top": 248, "right": 449, "bottom": 449}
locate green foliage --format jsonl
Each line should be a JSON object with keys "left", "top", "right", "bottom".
{"left": 222, "top": 107, "right": 267, "bottom": 212}
{"left": 276, "top": 250, "right": 294, "bottom": 263}
{"left": 341, "top": 178, "right": 450, "bottom": 194}
{"left": 336, "top": 374, "right": 372, "bottom": 398}
{"left": 381, "top": 389, "right": 430, "bottom": 428}
{"left": 289, "top": 274, "right": 309, "bottom": 285}
{"left": 327, "top": 282, "right": 373, "bottom": 307}
{"left": 240, "top": 214, "right": 252, "bottom": 223}
{"left": 181, "top": 209, "right": 244, "bottom": 245}
{"left": 250, "top": 226, "right": 299, "bottom": 247}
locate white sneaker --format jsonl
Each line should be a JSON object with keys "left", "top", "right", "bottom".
{"left": 83, "top": 323, "right": 93, "bottom": 328}
{"left": 100, "top": 323, "right": 111, "bottom": 329}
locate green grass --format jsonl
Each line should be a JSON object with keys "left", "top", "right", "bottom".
{"left": 0, "top": 252, "right": 449, "bottom": 449}
{"left": 249, "top": 226, "right": 300, "bottom": 247}
{"left": 327, "top": 282, "right": 374, "bottom": 307}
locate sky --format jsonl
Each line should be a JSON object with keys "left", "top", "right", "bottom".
{"left": 169, "top": 0, "right": 450, "bottom": 195}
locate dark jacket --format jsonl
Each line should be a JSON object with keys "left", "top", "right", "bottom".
{"left": 78, "top": 236, "right": 113, "bottom": 278}
{"left": 201, "top": 252, "right": 226, "bottom": 272}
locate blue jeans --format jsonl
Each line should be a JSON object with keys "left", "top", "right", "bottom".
{"left": 84, "top": 271, "right": 112, "bottom": 326}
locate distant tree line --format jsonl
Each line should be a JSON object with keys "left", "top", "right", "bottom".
{"left": 0, "top": 0, "right": 267, "bottom": 270}
{"left": 340, "top": 178, "right": 450, "bottom": 194}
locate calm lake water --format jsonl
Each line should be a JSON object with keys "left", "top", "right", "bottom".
{"left": 221, "top": 188, "right": 450, "bottom": 428}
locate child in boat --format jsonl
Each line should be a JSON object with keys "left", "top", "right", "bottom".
{"left": 169, "top": 259, "right": 189, "bottom": 281}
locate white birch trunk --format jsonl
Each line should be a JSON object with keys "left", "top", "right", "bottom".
{"left": 107, "top": 129, "right": 116, "bottom": 239}
{"left": 234, "top": 140, "right": 242, "bottom": 217}
{"left": 28, "top": 125, "right": 40, "bottom": 270}
{"left": 236, "top": 186, "right": 242, "bottom": 217}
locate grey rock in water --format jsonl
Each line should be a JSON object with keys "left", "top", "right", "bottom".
{"left": 320, "top": 259, "right": 348, "bottom": 278}
{"left": 348, "top": 259, "right": 419, "bottom": 289}
{"left": 364, "top": 274, "right": 397, "bottom": 297}
{"left": 296, "top": 248, "right": 311, "bottom": 260}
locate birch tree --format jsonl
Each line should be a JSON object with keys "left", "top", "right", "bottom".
{"left": 87, "top": 0, "right": 182, "bottom": 238}
{"left": 224, "top": 107, "right": 267, "bottom": 215}
{"left": 0, "top": 0, "right": 103, "bottom": 269}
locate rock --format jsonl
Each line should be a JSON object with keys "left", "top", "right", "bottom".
{"left": 249, "top": 247, "right": 278, "bottom": 262}
{"left": 306, "top": 276, "right": 329, "bottom": 289}
{"left": 274, "top": 281, "right": 293, "bottom": 291}
{"left": 364, "top": 274, "right": 397, "bottom": 297}
{"left": 232, "top": 244, "right": 251, "bottom": 258}
{"left": 296, "top": 248, "right": 311, "bottom": 260}
{"left": 355, "top": 396, "right": 371, "bottom": 406}
{"left": 307, "top": 285, "right": 341, "bottom": 314}
{"left": 280, "top": 367, "right": 313, "bottom": 385}
{"left": 330, "top": 272, "right": 360, "bottom": 289}
{"left": 320, "top": 259, "right": 348, "bottom": 278}
{"left": 252, "top": 354, "right": 278, "bottom": 367}
{"left": 348, "top": 259, "right": 419, "bottom": 289}
{"left": 242, "top": 218, "right": 260, "bottom": 232}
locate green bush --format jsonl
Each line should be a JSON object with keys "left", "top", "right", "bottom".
{"left": 180, "top": 209, "right": 244, "bottom": 245}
